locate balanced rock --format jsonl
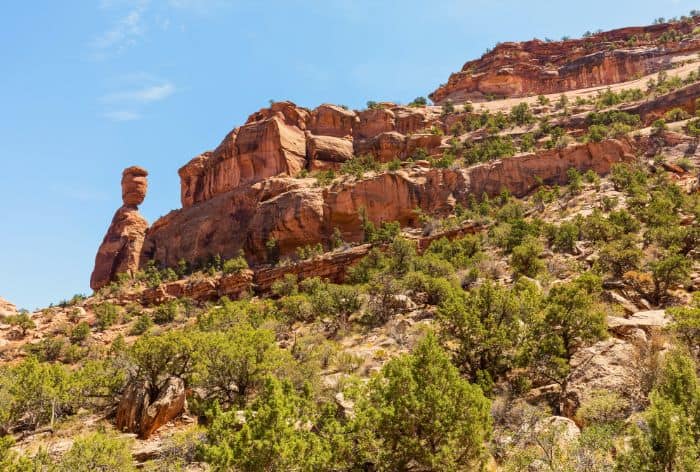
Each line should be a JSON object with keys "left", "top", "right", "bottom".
{"left": 90, "top": 167, "right": 149, "bottom": 291}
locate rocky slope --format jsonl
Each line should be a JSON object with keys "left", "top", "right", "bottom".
{"left": 3, "top": 13, "right": 700, "bottom": 472}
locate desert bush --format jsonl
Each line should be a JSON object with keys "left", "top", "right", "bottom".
{"left": 222, "top": 251, "right": 248, "bottom": 274}
{"left": 511, "top": 236, "right": 545, "bottom": 278}
{"left": 94, "top": 302, "right": 120, "bottom": 331}
{"left": 352, "top": 333, "right": 492, "bottom": 470}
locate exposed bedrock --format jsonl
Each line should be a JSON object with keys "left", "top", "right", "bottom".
{"left": 140, "top": 139, "right": 632, "bottom": 268}
{"left": 430, "top": 20, "right": 700, "bottom": 103}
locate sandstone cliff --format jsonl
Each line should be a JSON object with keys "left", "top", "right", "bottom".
{"left": 139, "top": 138, "right": 631, "bottom": 269}
{"left": 430, "top": 19, "right": 700, "bottom": 103}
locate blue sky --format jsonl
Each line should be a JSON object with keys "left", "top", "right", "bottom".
{"left": 1, "top": 0, "right": 696, "bottom": 309}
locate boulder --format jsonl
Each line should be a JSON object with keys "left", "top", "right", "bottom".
{"left": 115, "top": 380, "right": 150, "bottom": 434}
{"left": 533, "top": 416, "right": 580, "bottom": 443}
{"left": 115, "top": 377, "right": 186, "bottom": 439}
{"left": 392, "top": 106, "right": 432, "bottom": 134}
{"left": 121, "top": 166, "right": 148, "bottom": 206}
{"left": 354, "top": 131, "right": 407, "bottom": 162}
{"left": 309, "top": 104, "right": 357, "bottom": 137}
{"left": 607, "top": 310, "right": 668, "bottom": 338}
{"left": 306, "top": 133, "right": 354, "bottom": 167}
{"left": 139, "top": 377, "right": 187, "bottom": 439}
{"left": 405, "top": 133, "right": 443, "bottom": 157}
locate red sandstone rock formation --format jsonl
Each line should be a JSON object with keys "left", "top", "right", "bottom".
{"left": 90, "top": 167, "right": 149, "bottom": 291}
{"left": 140, "top": 139, "right": 631, "bottom": 270}
{"left": 306, "top": 133, "right": 354, "bottom": 170}
{"left": 177, "top": 101, "right": 426, "bottom": 209}
{"left": 115, "top": 376, "right": 186, "bottom": 439}
{"left": 465, "top": 139, "right": 634, "bottom": 198}
{"left": 309, "top": 104, "right": 358, "bottom": 137}
{"left": 430, "top": 20, "right": 700, "bottom": 103}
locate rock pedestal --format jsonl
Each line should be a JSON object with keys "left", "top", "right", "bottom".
{"left": 90, "top": 167, "right": 149, "bottom": 291}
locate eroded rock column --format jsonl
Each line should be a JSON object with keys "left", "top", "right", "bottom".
{"left": 90, "top": 166, "right": 149, "bottom": 291}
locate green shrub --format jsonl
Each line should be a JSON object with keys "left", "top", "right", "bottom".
{"left": 520, "top": 133, "right": 536, "bottom": 152}
{"left": 651, "top": 118, "right": 667, "bottom": 134}
{"left": 545, "top": 221, "right": 580, "bottom": 253}
{"left": 69, "top": 321, "right": 90, "bottom": 344}
{"left": 222, "top": 252, "right": 248, "bottom": 274}
{"left": 438, "top": 281, "right": 540, "bottom": 381}
{"left": 464, "top": 135, "right": 516, "bottom": 164}
{"left": 94, "top": 302, "right": 119, "bottom": 331}
{"left": 403, "top": 271, "right": 456, "bottom": 305}
{"left": 59, "top": 432, "right": 135, "bottom": 472}
{"left": 409, "top": 96, "right": 428, "bottom": 107}
{"left": 441, "top": 100, "right": 455, "bottom": 115}
{"left": 340, "top": 154, "right": 381, "bottom": 178}
{"left": 567, "top": 167, "right": 583, "bottom": 194}
{"left": 352, "top": 333, "right": 492, "bottom": 470}
{"left": 686, "top": 117, "right": 700, "bottom": 136}
{"left": 510, "top": 102, "right": 534, "bottom": 125}
{"left": 586, "top": 124, "right": 608, "bottom": 142}
{"left": 510, "top": 236, "right": 544, "bottom": 278}
{"left": 575, "top": 390, "right": 629, "bottom": 426}
{"left": 615, "top": 350, "right": 700, "bottom": 470}
{"left": 426, "top": 235, "right": 482, "bottom": 269}
{"left": 130, "top": 314, "right": 153, "bottom": 335}
{"left": 597, "top": 235, "right": 643, "bottom": 278}
{"left": 6, "top": 312, "right": 35, "bottom": 337}
{"left": 295, "top": 243, "right": 324, "bottom": 261}
{"left": 271, "top": 273, "right": 298, "bottom": 297}
{"left": 202, "top": 378, "right": 340, "bottom": 471}
{"left": 664, "top": 107, "right": 690, "bottom": 122}
{"left": 152, "top": 300, "right": 179, "bottom": 325}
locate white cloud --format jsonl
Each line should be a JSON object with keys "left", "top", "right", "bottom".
{"left": 167, "top": 0, "right": 230, "bottom": 13}
{"left": 102, "top": 110, "right": 142, "bottom": 121}
{"left": 101, "top": 82, "right": 176, "bottom": 104}
{"left": 91, "top": 2, "right": 148, "bottom": 57}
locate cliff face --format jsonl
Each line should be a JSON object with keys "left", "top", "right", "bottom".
{"left": 139, "top": 138, "right": 632, "bottom": 269}
{"left": 90, "top": 18, "right": 692, "bottom": 288}
{"left": 430, "top": 20, "right": 700, "bottom": 103}
{"left": 177, "top": 102, "right": 440, "bottom": 209}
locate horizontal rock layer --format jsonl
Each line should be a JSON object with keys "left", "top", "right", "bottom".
{"left": 177, "top": 102, "right": 440, "bottom": 208}
{"left": 430, "top": 20, "right": 700, "bottom": 103}
{"left": 141, "top": 139, "right": 632, "bottom": 269}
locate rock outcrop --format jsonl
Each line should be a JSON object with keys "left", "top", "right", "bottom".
{"left": 140, "top": 138, "right": 630, "bottom": 270}
{"left": 607, "top": 309, "right": 668, "bottom": 339}
{"left": 561, "top": 338, "right": 642, "bottom": 419}
{"left": 0, "top": 297, "right": 17, "bottom": 318}
{"left": 465, "top": 139, "right": 634, "bottom": 197}
{"left": 176, "top": 102, "right": 439, "bottom": 209}
{"left": 430, "top": 20, "right": 700, "bottom": 103}
{"left": 90, "top": 167, "right": 149, "bottom": 291}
